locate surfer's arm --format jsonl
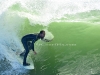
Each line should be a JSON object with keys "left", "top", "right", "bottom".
{"left": 31, "top": 39, "right": 37, "bottom": 54}
{"left": 31, "top": 39, "right": 35, "bottom": 51}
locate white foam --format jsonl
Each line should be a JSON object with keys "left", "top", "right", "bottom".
{"left": 0, "top": 8, "right": 27, "bottom": 74}
{"left": 0, "top": 0, "right": 18, "bottom": 15}
{"left": 0, "top": 0, "right": 99, "bottom": 25}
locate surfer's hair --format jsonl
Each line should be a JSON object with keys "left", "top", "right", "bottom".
{"left": 39, "top": 30, "right": 45, "bottom": 34}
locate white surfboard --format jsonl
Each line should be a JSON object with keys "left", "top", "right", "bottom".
{"left": 13, "top": 49, "right": 34, "bottom": 69}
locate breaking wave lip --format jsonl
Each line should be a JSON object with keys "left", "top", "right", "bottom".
{"left": 1, "top": 0, "right": 100, "bottom": 26}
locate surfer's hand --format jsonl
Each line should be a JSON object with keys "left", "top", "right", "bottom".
{"left": 34, "top": 51, "right": 37, "bottom": 55}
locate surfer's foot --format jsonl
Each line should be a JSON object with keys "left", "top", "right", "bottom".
{"left": 23, "top": 63, "right": 30, "bottom": 66}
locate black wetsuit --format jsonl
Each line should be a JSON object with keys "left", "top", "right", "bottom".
{"left": 21, "top": 33, "right": 40, "bottom": 65}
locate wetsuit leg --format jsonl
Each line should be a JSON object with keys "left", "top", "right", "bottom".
{"left": 20, "top": 41, "right": 32, "bottom": 56}
{"left": 21, "top": 38, "right": 29, "bottom": 65}
{"left": 27, "top": 41, "right": 32, "bottom": 50}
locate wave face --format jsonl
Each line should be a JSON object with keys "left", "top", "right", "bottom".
{"left": 0, "top": 0, "right": 100, "bottom": 75}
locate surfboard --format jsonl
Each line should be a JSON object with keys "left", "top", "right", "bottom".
{"left": 12, "top": 49, "right": 34, "bottom": 69}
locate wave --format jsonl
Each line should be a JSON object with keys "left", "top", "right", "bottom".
{"left": 0, "top": 0, "right": 100, "bottom": 75}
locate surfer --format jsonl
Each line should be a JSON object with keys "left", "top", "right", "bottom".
{"left": 20, "top": 30, "right": 45, "bottom": 66}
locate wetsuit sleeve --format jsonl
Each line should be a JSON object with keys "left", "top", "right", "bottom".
{"left": 31, "top": 39, "right": 35, "bottom": 51}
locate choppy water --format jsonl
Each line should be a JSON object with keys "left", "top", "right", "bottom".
{"left": 0, "top": 0, "right": 100, "bottom": 75}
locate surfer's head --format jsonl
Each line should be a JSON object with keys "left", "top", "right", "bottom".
{"left": 39, "top": 30, "right": 45, "bottom": 39}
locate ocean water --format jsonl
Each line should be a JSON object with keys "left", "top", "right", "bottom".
{"left": 0, "top": 0, "right": 100, "bottom": 75}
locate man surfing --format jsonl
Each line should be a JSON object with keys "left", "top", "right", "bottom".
{"left": 20, "top": 30, "right": 46, "bottom": 66}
